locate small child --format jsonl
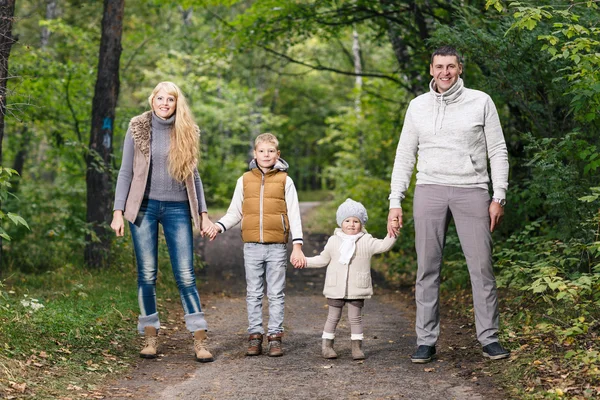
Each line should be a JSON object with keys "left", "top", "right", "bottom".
{"left": 215, "top": 133, "right": 306, "bottom": 357}
{"left": 302, "top": 198, "right": 397, "bottom": 360}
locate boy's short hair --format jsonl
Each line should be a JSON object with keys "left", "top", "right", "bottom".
{"left": 431, "top": 45, "right": 463, "bottom": 65}
{"left": 255, "top": 133, "right": 279, "bottom": 149}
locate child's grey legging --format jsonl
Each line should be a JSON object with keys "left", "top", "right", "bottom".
{"left": 323, "top": 298, "right": 364, "bottom": 336}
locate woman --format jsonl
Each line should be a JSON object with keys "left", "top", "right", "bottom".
{"left": 110, "top": 81, "right": 217, "bottom": 362}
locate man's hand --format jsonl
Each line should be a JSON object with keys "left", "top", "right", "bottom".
{"left": 387, "top": 208, "right": 403, "bottom": 238}
{"left": 489, "top": 202, "right": 504, "bottom": 232}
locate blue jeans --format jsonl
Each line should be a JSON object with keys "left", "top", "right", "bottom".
{"left": 129, "top": 199, "right": 208, "bottom": 334}
{"left": 243, "top": 243, "right": 287, "bottom": 335}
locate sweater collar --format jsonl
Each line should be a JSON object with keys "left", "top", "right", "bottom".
{"left": 151, "top": 111, "right": 175, "bottom": 129}
{"left": 429, "top": 77, "right": 464, "bottom": 103}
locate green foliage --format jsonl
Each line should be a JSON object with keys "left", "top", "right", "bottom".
{"left": 0, "top": 168, "right": 29, "bottom": 241}
{"left": 488, "top": 0, "right": 600, "bottom": 125}
{"left": 496, "top": 215, "right": 600, "bottom": 340}
{"left": 2, "top": 178, "right": 89, "bottom": 272}
{"left": 519, "top": 132, "right": 599, "bottom": 239}
{"left": 0, "top": 265, "right": 139, "bottom": 398}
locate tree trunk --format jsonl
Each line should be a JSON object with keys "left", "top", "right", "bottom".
{"left": 0, "top": 0, "right": 16, "bottom": 275}
{"left": 41, "top": 0, "right": 58, "bottom": 48}
{"left": 379, "top": 0, "right": 430, "bottom": 96}
{"left": 0, "top": 0, "right": 16, "bottom": 165}
{"left": 85, "top": 0, "right": 124, "bottom": 268}
{"left": 352, "top": 28, "right": 362, "bottom": 116}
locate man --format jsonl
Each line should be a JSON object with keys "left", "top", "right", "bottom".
{"left": 387, "top": 46, "right": 510, "bottom": 363}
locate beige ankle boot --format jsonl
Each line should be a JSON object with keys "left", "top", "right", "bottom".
{"left": 351, "top": 340, "right": 365, "bottom": 360}
{"left": 193, "top": 330, "right": 214, "bottom": 363}
{"left": 322, "top": 339, "right": 337, "bottom": 359}
{"left": 140, "top": 326, "right": 158, "bottom": 359}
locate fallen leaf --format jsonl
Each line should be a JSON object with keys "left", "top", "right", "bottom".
{"left": 423, "top": 368, "right": 435, "bottom": 372}
{"left": 9, "top": 382, "right": 27, "bottom": 393}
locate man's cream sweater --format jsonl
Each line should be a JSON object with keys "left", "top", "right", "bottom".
{"left": 389, "top": 78, "right": 509, "bottom": 208}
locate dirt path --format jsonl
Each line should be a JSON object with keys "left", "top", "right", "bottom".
{"left": 102, "top": 203, "right": 508, "bottom": 400}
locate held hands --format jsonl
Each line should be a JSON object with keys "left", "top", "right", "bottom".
{"left": 201, "top": 214, "right": 218, "bottom": 241}
{"left": 387, "top": 208, "right": 403, "bottom": 238}
{"left": 290, "top": 246, "right": 306, "bottom": 269}
{"left": 110, "top": 211, "right": 125, "bottom": 237}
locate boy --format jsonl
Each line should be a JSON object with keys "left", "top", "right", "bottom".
{"left": 216, "top": 133, "right": 306, "bottom": 357}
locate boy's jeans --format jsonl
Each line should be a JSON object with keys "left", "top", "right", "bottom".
{"left": 243, "top": 243, "right": 287, "bottom": 335}
{"left": 129, "top": 199, "right": 208, "bottom": 334}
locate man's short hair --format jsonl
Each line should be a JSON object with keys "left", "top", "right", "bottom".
{"left": 255, "top": 132, "right": 279, "bottom": 149}
{"left": 431, "top": 46, "right": 463, "bottom": 65}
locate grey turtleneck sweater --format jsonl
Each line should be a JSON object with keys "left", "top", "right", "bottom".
{"left": 113, "top": 112, "right": 207, "bottom": 213}
{"left": 389, "top": 78, "right": 509, "bottom": 208}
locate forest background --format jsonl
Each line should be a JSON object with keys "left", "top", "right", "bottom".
{"left": 0, "top": 0, "right": 599, "bottom": 399}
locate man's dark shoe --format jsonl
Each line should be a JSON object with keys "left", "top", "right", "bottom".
{"left": 482, "top": 342, "right": 510, "bottom": 360}
{"left": 410, "top": 345, "right": 436, "bottom": 364}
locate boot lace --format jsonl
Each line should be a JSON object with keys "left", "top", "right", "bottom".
{"left": 269, "top": 340, "right": 282, "bottom": 350}
{"left": 144, "top": 336, "right": 158, "bottom": 349}
{"left": 194, "top": 337, "right": 208, "bottom": 352}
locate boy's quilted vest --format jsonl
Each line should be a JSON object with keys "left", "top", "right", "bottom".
{"left": 241, "top": 169, "right": 289, "bottom": 243}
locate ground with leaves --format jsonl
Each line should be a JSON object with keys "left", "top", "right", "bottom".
{"left": 96, "top": 203, "right": 509, "bottom": 400}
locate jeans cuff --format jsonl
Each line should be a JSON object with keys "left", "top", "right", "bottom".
{"left": 138, "top": 312, "right": 160, "bottom": 334}
{"left": 185, "top": 311, "right": 208, "bottom": 333}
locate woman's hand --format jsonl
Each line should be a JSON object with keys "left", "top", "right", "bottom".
{"left": 201, "top": 213, "right": 218, "bottom": 241}
{"left": 111, "top": 210, "right": 125, "bottom": 237}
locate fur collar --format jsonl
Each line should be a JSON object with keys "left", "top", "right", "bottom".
{"left": 128, "top": 111, "right": 153, "bottom": 159}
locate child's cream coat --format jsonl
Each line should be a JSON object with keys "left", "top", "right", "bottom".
{"left": 306, "top": 228, "right": 396, "bottom": 299}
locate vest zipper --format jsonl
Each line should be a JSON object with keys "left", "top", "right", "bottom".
{"left": 259, "top": 173, "right": 265, "bottom": 243}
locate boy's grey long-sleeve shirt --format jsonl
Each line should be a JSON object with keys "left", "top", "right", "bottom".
{"left": 389, "top": 78, "right": 509, "bottom": 208}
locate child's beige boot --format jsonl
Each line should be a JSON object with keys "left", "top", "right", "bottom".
{"left": 322, "top": 339, "right": 337, "bottom": 359}
{"left": 351, "top": 340, "right": 365, "bottom": 360}
{"left": 193, "top": 330, "right": 214, "bottom": 363}
{"left": 140, "top": 326, "right": 158, "bottom": 359}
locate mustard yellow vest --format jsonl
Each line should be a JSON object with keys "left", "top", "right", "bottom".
{"left": 241, "top": 169, "right": 289, "bottom": 243}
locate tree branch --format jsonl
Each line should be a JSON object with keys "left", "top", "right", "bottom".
{"left": 261, "top": 46, "right": 405, "bottom": 86}
{"left": 64, "top": 71, "right": 82, "bottom": 142}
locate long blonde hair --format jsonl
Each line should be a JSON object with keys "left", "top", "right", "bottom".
{"left": 148, "top": 81, "right": 200, "bottom": 182}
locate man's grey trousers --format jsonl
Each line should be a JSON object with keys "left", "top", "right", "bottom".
{"left": 413, "top": 184, "right": 500, "bottom": 347}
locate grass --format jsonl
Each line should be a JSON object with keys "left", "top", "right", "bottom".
{"left": 0, "top": 258, "right": 182, "bottom": 399}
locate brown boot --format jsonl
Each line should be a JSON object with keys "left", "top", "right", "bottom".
{"left": 140, "top": 326, "right": 158, "bottom": 359}
{"left": 352, "top": 340, "right": 365, "bottom": 360}
{"left": 193, "top": 330, "right": 214, "bottom": 363}
{"left": 267, "top": 333, "right": 283, "bottom": 357}
{"left": 322, "top": 339, "right": 337, "bottom": 359}
{"left": 246, "top": 333, "right": 263, "bottom": 356}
